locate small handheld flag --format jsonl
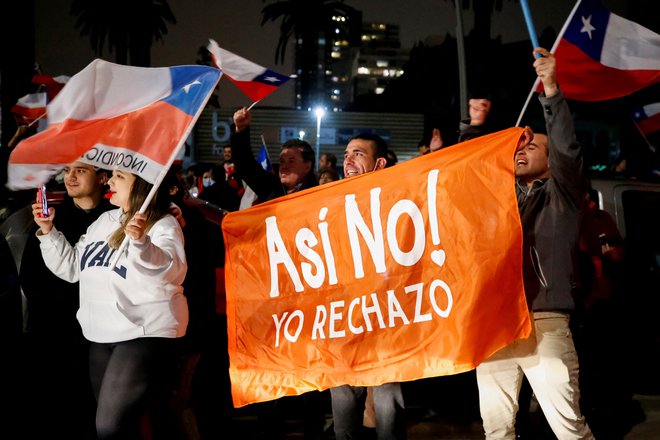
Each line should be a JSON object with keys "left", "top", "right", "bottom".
{"left": 11, "top": 92, "right": 47, "bottom": 125}
{"left": 207, "top": 39, "right": 291, "bottom": 106}
{"left": 257, "top": 135, "right": 272, "bottom": 171}
{"left": 632, "top": 102, "right": 660, "bottom": 137}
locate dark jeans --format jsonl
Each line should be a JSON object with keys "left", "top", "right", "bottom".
{"left": 330, "top": 383, "right": 406, "bottom": 440}
{"left": 89, "top": 337, "right": 180, "bottom": 440}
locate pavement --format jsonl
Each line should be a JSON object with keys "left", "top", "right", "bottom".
{"left": 228, "top": 372, "right": 660, "bottom": 440}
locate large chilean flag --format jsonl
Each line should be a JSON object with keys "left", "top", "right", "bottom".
{"left": 7, "top": 59, "right": 221, "bottom": 190}
{"left": 544, "top": 0, "right": 660, "bottom": 101}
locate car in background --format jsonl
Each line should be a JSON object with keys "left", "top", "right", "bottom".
{"left": 590, "top": 177, "right": 660, "bottom": 394}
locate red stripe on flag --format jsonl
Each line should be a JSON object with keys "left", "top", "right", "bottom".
{"left": 226, "top": 77, "right": 278, "bottom": 103}
{"left": 10, "top": 105, "right": 46, "bottom": 120}
{"left": 11, "top": 101, "right": 193, "bottom": 166}
{"left": 547, "top": 40, "right": 660, "bottom": 101}
{"left": 638, "top": 112, "right": 660, "bottom": 136}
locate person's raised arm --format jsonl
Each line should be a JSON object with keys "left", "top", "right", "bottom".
{"left": 533, "top": 47, "right": 558, "bottom": 98}
{"left": 233, "top": 107, "right": 252, "bottom": 133}
{"left": 468, "top": 98, "right": 491, "bottom": 127}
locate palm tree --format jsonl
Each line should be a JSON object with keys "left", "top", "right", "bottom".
{"left": 70, "top": 0, "right": 176, "bottom": 67}
{"left": 261, "top": 0, "right": 357, "bottom": 109}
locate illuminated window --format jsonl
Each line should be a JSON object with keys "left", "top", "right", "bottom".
{"left": 375, "top": 87, "right": 384, "bottom": 94}
{"left": 357, "top": 67, "right": 370, "bottom": 75}
{"left": 376, "top": 60, "right": 388, "bottom": 67}
{"left": 331, "top": 51, "right": 341, "bottom": 59}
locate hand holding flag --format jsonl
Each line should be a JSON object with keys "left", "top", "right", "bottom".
{"left": 539, "top": 0, "right": 660, "bottom": 101}
{"left": 207, "top": 39, "right": 291, "bottom": 106}
{"left": 518, "top": 0, "right": 660, "bottom": 125}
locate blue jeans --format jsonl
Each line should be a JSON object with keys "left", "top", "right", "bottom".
{"left": 330, "top": 383, "right": 406, "bottom": 440}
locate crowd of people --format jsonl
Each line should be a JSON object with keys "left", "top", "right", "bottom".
{"left": 0, "top": 47, "right": 646, "bottom": 440}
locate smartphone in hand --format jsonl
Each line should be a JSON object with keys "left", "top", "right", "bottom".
{"left": 37, "top": 184, "right": 49, "bottom": 218}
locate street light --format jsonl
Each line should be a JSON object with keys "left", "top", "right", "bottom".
{"left": 314, "top": 106, "right": 325, "bottom": 172}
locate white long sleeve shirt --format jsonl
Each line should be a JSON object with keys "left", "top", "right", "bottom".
{"left": 38, "top": 208, "right": 188, "bottom": 343}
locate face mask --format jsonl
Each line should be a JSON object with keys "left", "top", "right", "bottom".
{"left": 202, "top": 177, "right": 214, "bottom": 188}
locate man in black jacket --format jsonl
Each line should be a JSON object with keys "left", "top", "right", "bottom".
{"left": 231, "top": 107, "right": 324, "bottom": 439}
{"left": 472, "top": 48, "right": 595, "bottom": 439}
{"left": 20, "top": 161, "right": 112, "bottom": 439}
{"left": 231, "top": 107, "right": 318, "bottom": 204}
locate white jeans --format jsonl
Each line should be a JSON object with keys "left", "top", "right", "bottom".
{"left": 476, "top": 312, "right": 595, "bottom": 440}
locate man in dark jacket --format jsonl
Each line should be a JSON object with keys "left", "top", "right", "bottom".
{"left": 471, "top": 48, "right": 595, "bottom": 439}
{"left": 231, "top": 107, "right": 324, "bottom": 439}
{"left": 231, "top": 107, "right": 318, "bottom": 204}
{"left": 20, "top": 161, "right": 112, "bottom": 439}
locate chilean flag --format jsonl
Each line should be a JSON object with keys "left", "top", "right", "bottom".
{"left": 541, "top": 0, "right": 660, "bottom": 101}
{"left": 207, "top": 39, "right": 291, "bottom": 103}
{"left": 7, "top": 59, "right": 221, "bottom": 190}
{"left": 632, "top": 102, "right": 660, "bottom": 136}
{"left": 32, "top": 74, "right": 70, "bottom": 101}
{"left": 10, "top": 92, "right": 47, "bottom": 125}
{"left": 257, "top": 142, "right": 272, "bottom": 171}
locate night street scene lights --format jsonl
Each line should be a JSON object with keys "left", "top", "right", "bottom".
{"left": 314, "top": 106, "right": 325, "bottom": 172}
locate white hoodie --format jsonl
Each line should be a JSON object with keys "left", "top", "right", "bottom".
{"left": 38, "top": 208, "right": 188, "bottom": 343}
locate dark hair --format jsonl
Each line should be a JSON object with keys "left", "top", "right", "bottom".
{"left": 209, "top": 164, "right": 226, "bottom": 182}
{"left": 281, "top": 138, "right": 316, "bottom": 170}
{"left": 319, "top": 167, "right": 340, "bottom": 182}
{"left": 385, "top": 149, "right": 398, "bottom": 168}
{"left": 348, "top": 133, "right": 388, "bottom": 159}
{"left": 322, "top": 153, "right": 338, "bottom": 168}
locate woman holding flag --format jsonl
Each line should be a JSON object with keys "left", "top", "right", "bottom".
{"left": 31, "top": 169, "right": 188, "bottom": 439}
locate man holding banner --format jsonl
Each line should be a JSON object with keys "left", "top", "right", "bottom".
{"left": 474, "top": 48, "right": 595, "bottom": 440}
{"left": 330, "top": 133, "right": 406, "bottom": 440}
{"left": 230, "top": 108, "right": 325, "bottom": 439}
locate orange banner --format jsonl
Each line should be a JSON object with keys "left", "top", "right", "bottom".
{"left": 222, "top": 127, "right": 531, "bottom": 407}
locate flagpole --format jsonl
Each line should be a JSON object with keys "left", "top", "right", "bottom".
{"left": 260, "top": 134, "right": 273, "bottom": 165}
{"left": 27, "top": 111, "right": 47, "bottom": 127}
{"left": 519, "top": 0, "right": 541, "bottom": 57}
{"left": 109, "top": 72, "right": 223, "bottom": 270}
{"left": 515, "top": 0, "right": 583, "bottom": 126}
{"left": 455, "top": 0, "right": 468, "bottom": 120}
{"left": 631, "top": 117, "right": 656, "bottom": 152}
{"left": 247, "top": 99, "right": 262, "bottom": 111}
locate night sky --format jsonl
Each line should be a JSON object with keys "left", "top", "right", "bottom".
{"left": 33, "top": 0, "right": 618, "bottom": 109}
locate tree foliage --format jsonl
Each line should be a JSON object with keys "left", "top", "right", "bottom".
{"left": 70, "top": 0, "right": 176, "bottom": 66}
